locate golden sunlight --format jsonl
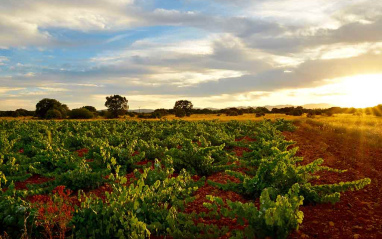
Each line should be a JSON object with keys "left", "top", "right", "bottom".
{"left": 337, "top": 74, "right": 382, "bottom": 108}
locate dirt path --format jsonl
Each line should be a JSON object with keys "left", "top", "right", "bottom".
{"left": 284, "top": 122, "right": 382, "bottom": 239}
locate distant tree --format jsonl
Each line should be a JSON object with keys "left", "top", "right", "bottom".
{"left": 11, "top": 111, "right": 20, "bottom": 118}
{"left": 15, "top": 108, "right": 29, "bottom": 117}
{"left": 226, "top": 110, "right": 239, "bottom": 116}
{"left": 174, "top": 109, "right": 186, "bottom": 118}
{"left": 82, "top": 106, "right": 97, "bottom": 113}
{"left": 105, "top": 95, "right": 129, "bottom": 118}
{"left": 226, "top": 108, "right": 243, "bottom": 115}
{"left": 154, "top": 108, "right": 169, "bottom": 116}
{"left": 255, "top": 107, "right": 270, "bottom": 114}
{"left": 45, "top": 109, "right": 62, "bottom": 119}
{"left": 153, "top": 108, "right": 169, "bottom": 118}
{"left": 35, "top": 98, "right": 68, "bottom": 119}
{"left": 70, "top": 108, "right": 94, "bottom": 119}
{"left": 174, "top": 100, "right": 193, "bottom": 117}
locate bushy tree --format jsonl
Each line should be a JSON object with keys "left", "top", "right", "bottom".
{"left": 174, "top": 108, "right": 186, "bottom": 118}
{"left": 255, "top": 107, "right": 270, "bottom": 114}
{"left": 45, "top": 109, "right": 62, "bottom": 119}
{"left": 105, "top": 95, "right": 129, "bottom": 118}
{"left": 70, "top": 108, "right": 94, "bottom": 119}
{"left": 82, "top": 106, "right": 97, "bottom": 113}
{"left": 174, "top": 100, "right": 193, "bottom": 117}
{"left": 35, "top": 98, "right": 68, "bottom": 119}
{"left": 226, "top": 110, "right": 239, "bottom": 116}
{"left": 15, "top": 108, "right": 30, "bottom": 117}
{"left": 11, "top": 111, "right": 20, "bottom": 117}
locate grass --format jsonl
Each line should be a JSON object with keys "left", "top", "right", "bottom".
{"left": 296, "top": 114, "right": 382, "bottom": 148}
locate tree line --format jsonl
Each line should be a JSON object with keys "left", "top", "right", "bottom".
{"left": 1, "top": 95, "right": 381, "bottom": 119}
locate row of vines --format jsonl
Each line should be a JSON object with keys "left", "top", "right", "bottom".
{"left": 0, "top": 119, "right": 370, "bottom": 238}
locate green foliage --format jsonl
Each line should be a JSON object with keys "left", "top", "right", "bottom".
{"left": 166, "top": 138, "right": 236, "bottom": 176}
{"left": 204, "top": 184, "right": 304, "bottom": 239}
{"left": 73, "top": 167, "right": 200, "bottom": 238}
{"left": 82, "top": 106, "right": 97, "bottom": 113}
{"left": 105, "top": 95, "right": 129, "bottom": 118}
{"left": 35, "top": 98, "right": 69, "bottom": 119}
{"left": 226, "top": 110, "right": 239, "bottom": 116}
{"left": 175, "top": 108, "right": 186, "bottom": 117}
{"left": 69, "top": 108, "right": 94, "bottom": 119}
{"left": 0, "top": 192, "right": 33, "bottom": 238}
{"left": 174, "top": 100, "right": 193, "bottom": 117}
{"left": 56, "top": 161, "right": 107, "bottom": 190}
{"left": 45, "top": 109, "right": 62, "bottom": 119}
{"left": 210, "top": 121, "right": 371, "bottom": 205}
{"left": 0, "top": 119, "right": 371, "bottom": 238}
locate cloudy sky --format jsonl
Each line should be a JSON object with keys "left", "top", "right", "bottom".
{"left": 1, "top": 0, "right": 381, "bottom": 110}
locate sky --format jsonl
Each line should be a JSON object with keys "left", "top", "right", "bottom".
{"left": 0, "top": 0, "right": 381, "bottom": 110}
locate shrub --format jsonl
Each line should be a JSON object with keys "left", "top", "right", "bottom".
{"left": 151, "top": 111, "right": 162, "bottom": 119}
{"left": 11, "top": 111, "right": 20, "bottom": 118}
{"left": 175, "top": 109, "right": 186, "bottom": 118}
{"left": 226, "top": 110, "right": 238, "bottom": 116}
{"left": 45, "top": 109, "right": 62, "bottom": 119}
{"left": 82, "top": 106, "right": 97, "bottom": 113}
{"left": 256, "top": 112, "right": 265, "bottom": 117}
{"left": 69, "top": 108, "right": 94, "bottom": 119}
{"left": 127, "top": 112, "right": 136, "bottom": 117}
{"left": 35, "top": 98, "right": 69, "bottom": 119}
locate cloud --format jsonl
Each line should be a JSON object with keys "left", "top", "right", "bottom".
{"left": 0, "top": 87, "right": 25, "bottom": 94}
{"left": 1, "top": 0, "right": 382, "bottom": 109}
{"left": 0, "top": 56, "right": 9, "bottom": 66}
{"left": 0, "top": 0, "right": 138, "bottom": 47}
{"left": 176, "top": 51, "right": 382, "bottom": 96}
{"left": 0, "top": 0, "right": 282, "bottom": 48}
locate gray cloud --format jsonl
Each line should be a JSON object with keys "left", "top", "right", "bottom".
{"left": 1, "top": 0, "right": 382, "bottom": 110}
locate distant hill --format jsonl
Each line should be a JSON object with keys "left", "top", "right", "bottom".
{"left": 234, "top": 103, "right": 335, "bottom": 110}
{"left": 301, "top": 103, "right": 335, "bottom": 109}
{"left": 129, "top": 109, "right": 155, "bottom": 113}
{"left": 262, "top": 103, "right": 335, "bottom": 110}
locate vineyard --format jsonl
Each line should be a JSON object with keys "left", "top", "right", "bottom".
{"left": 0, "top": 119, "right": 371, "bottom": 239}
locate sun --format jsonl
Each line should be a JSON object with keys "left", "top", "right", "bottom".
{"left": 337, "top": 74, "right": 382, "bottom": 108}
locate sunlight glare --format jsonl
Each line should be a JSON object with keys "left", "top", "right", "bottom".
{"left": 337, "top": 74, "right": 382, "bottom": 108}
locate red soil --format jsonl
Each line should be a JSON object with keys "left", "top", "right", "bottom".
{"left": 232, "top": 146, "right": 251, "bottom": 157}
{"left": 184, "top": 172, "right": 249, "bottom": 238}
{"left": 284, "top": 122, "right": 382, "bottom": 239}
{"left": 76, "top": 148, "right": 89, "bottom": 157}
{"left": 14, "top": 174, "right": 55, "bottom": 190}
{"left": 235, "top": 136, "right": 256, "bottom": 142}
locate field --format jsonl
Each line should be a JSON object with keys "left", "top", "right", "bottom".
{"left": 285, "top": 116, "right": 382, "bottom": 238}
{"left": 0, "top": 115, "right": 380, "bottom": 238}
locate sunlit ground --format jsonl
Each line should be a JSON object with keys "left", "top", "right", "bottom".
{"left": 300, "top": 114, "right": 382, "bottom": 148}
